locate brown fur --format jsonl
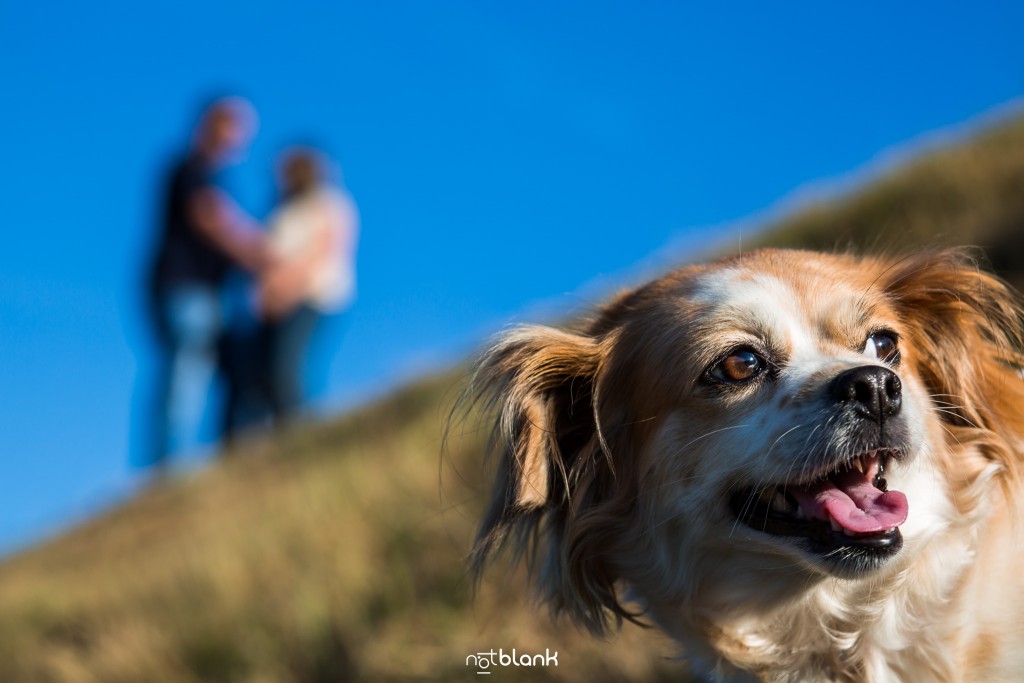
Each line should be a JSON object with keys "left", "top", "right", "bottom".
{"left": 468, "top": 248, "right": 1024, "bottom": 681}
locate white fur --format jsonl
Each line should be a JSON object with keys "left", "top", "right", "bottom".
{"left": 472, "top": 249, "right": 1024, "bottom": 682}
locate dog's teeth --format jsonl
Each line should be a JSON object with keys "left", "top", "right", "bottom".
{"left": 830, "top": 517, "right": 841, "bottom": 532}
{"left": 771, "top": 491, "right": 788, "bottom": 512}
{"left": 794, "top": 505, "right": 805, "bottom": 519}
{"left": 843, "top": 528, "right": 856, "bottom": 537}
{"left": 853, "top": 457, "right": 864, "bottom": 474}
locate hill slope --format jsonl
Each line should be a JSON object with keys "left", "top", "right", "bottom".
{"left": 745, "top": 113, "right": 1024, "bottom": 281}
{"left": 0, "top": 376, "right": 681, "bottom": 683}
{"left": 3, "top": 112, "right": 1024, "bottom": 683}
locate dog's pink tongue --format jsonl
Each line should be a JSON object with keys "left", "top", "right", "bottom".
{"left": 790, "top": 468, "right": 908, "bottom": 534}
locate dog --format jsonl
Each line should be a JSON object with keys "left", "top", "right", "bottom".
{"left": 469, "top": 248, "right": 1024, "bottom": 682}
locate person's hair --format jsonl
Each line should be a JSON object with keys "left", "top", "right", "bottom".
{"left": 195, "top": 94, "right": 256, "bottom": 129}
{"left": 279, "top": 148, "right": 324, "bottom": 199}
{"left": 189, "top": 94, "right": 258, "bottom": 157}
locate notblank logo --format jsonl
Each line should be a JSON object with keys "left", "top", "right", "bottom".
{"left": 466, "top": 648, "right": 559, "bottom": 675}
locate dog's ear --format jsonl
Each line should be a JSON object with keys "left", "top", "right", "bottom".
{"left": 882, "top": 249, "right": 1024, "bottom": 428}
{"left": 468, "top": 324, "right": 629, "bottom": 631}
{"left": 469, "top": 324, "right": 602, "bottom": 542}
{"left": 882, "top": 249, "right": 1024, "bottom": 495}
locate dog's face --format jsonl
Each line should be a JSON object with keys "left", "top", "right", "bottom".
{"left": 471, "top": 248, "right": 1023, "bottom": 635}
{"left": 627, "top": 252, "right": 935, "bottom": 581}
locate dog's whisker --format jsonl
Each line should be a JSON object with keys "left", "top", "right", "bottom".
{"left": 930, "top": 407, "right": 983, "bottom": 431}
{"left": 764, "top": 424, "right": 809, "bottom": 460}
{"left": 676, "top": 423, "right": 755, "bottom": 452}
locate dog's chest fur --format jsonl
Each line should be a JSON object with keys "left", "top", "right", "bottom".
{"left": 659, "top": 518, "right": 995, "bottom": 682}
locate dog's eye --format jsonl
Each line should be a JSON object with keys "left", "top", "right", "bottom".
{"left": 863, "top": 331, "right": 900, "bottom": 364}
{"left": 716, "top": 350, "right": 764, "bottom": 382}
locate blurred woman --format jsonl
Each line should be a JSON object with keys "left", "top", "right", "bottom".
{"left": 258, "top": 148, "right": 359, "bottom": 421}
{"left": 222, "top": 148, "right": 358, "bottom": 437}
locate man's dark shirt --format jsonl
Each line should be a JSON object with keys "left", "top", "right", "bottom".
{"left": 150, "top": 155, "right": 233, "bottom": 290}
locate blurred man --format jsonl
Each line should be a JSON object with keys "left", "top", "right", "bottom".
{"left": 147, "top": 96, "right": 265, "bottom": 467}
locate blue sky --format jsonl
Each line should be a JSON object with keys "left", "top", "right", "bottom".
{"left": 0, "top": 1, "right": 1022, "bottom": 554}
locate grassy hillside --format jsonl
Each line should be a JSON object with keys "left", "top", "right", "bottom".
{"left": 0, "top": 377, "right": 681, "bottom": 683}
{"left": 3, "top": 112, "right": 1024, "bottom": 683}
{"left": 745, "top": 115, "right": 1024, "bottom": 284}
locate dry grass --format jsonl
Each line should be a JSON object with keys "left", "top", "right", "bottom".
{"left": 0, "top": 375, "right": 683, "bottom": 682}
{"left": 744, "top": 116, "right": 1024, "bottom": 286}
{"left": 2, "top": 113, "right": 1024, "bottom": 682}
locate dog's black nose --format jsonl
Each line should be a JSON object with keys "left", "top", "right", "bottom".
{"left": 831, "top": 365, "right": 902, "bottom": 423}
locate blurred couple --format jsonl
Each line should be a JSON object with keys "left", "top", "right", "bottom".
{"left": 146, "top": 96, "right": 358, "bottom": 468}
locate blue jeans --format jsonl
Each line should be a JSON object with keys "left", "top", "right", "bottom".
{"left": 221, "top": 304, "right": 321, "bottom": 438}
{"left": 150, "top": 284, "right": 224, "bottom": 465}
{"left": 266, "top": 304, "right": 321, "bottom": 420}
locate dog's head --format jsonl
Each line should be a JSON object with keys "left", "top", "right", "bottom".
{"left": 470, "top": 248, "right": 1024, "bottom": 635}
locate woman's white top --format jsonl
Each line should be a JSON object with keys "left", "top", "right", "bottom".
{"left": 266, "top": 186, "right": 359, "bottom": 312}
